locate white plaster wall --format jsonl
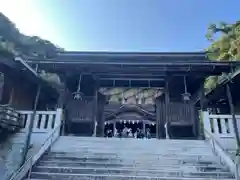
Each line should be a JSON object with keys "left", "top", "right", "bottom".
{"left": 99, "top": 88, "right": 162, "bottom": 104}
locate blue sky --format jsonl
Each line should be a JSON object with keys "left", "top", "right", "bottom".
{"left": 0, "top": 0, "right": 239, "bottom": 52}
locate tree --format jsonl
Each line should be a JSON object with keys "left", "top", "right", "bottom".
{"left": 204, "top": 21, "right": 240, "bottom": 92}
{"left": 0, "top": 12, "right": 63, "bottom": 84}
{"left": 205, "top": 21, "right": 240, "bottom": 61}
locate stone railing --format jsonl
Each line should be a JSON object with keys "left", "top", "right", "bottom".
{"left": 203, "top": 112, "right": 240, "bottom": 139}
{"left": 202, "top": 111, "right": 239, "bottom": 177}
{"left": 8, "top": 120, "right": 62, "bottom": 180}
{"left": 3, "top": 108, "right": 63, "bottom": 180}
{"left": 19, "top": 110, "right": 61, "bottom": 133}
{"left": 17, "top": 109, "right": 62, "bottom": 145}
{"left": 202, "top": 111, "right": 240, "bottom": 150}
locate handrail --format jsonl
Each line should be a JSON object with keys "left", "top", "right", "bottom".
{"left": 204, "top": 129, "right": 237, "bottom": 176}
{"left": 204, "top": 129, "right": 226, "bottom": 150}
{"left": 6, "top": 123, "right": 61, "bottom": 180}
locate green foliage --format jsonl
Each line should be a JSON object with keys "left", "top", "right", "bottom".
{"left": 204, "top": 21, "right": 240, "bottom": 91}
{"left": 204, "top": 76, "right": 218, "bottom": 91}
{"left": 0, "top": 13, "right": 63, "bottom": 84}
{"left": 205, "top": 21, "right": 240, "bottom": 61}
{"left": 39, "top": 70, "right": 62, "bottom": 86}
{"left": 0, "top": 12, "right": 63, "bottom": 58}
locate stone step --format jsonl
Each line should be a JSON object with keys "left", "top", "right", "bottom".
{"left": 53, "top": 142, "right": 210, "bottom": 149}
{"left": 48, "top": 146, "right": 214, "bottom": 153}
{"left": 26, "top": 175, "right": 235, "bottom": 180}
{"left": 50, "top": 146, "right": 213, "bottom": 154}
{"left": 29, "top": 172, "right": 235, "bottom": 180}
{"left": 37, "top": 160, "right": 223, "bottom": 169}
{"left": 52, "top": 146, "right": 211, "bottom": 152}
{"left": 40, "top": 159, "right": 220, "bottom": 167}
{"left": 40, "top": 158, "right": 220, "bottom": 167}
{"left": 58, "top": 137, "right": 207, "bottom": 143}
{"left": 53, "top": 139, "right": 209, "bottom": 145}
{"left": 26, "top": 137, "right": 234, "bottom": 180}
{"left": 42, "top": 154, "right": 219, "bottom": 163}
{"left": 34, "top": 165, "right": 229, "bottom": 173}
{"left": 32, "top": 166, "right": 233, "bottom": 178}
{"left": 55, "top": 137, "right": 209, "bottom": 146}
{"left": 45, "top": 152, "right": 214, "bottom": 159}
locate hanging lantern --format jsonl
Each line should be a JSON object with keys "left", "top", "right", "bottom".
{"left": 104, "top": 122, "right": 107, "bottom": 125}
{"left": 182, "top": 92, "right": 191, "bottom": 101}
{"left": 182, "top": 76, "right": 191, "bottom": 101}
{"left": 124, "top": 120, "right": 126, "bottom": 124}
{"left": 73, "top": 92, "right": 83, "bottom": 100}
{"left": 73, "top": 74, "right": 83, "bottom": 100}
{"left": 132, "top": 121, "right": 135, "bottom": 124}
{"left": 128, "top": 120, "right": 131, "bottom": 124}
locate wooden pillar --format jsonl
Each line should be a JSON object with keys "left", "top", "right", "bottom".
{"left": 198, "top": 81, "right": 206, "bottom": 139}
{"left": 226, "top": 83, "right": 240, "bottom": 153}
{"left": 113, "top": 122, "right": 116, "bottom": 136}
{"left": 8, "top": 87, "right": 14, "bottom": 105}
{"left": 143, "top": 122, "right": 146, "bottom": 134}
{"left": 100, "top": 118, "right": 105, "bottom": 137}
{"left": 155, "top": 99, "right": 160, "bottom": 139}
{"left": 94, "top": 82, "right": 105, "bottom": 137}
{"left": 21, "top": 84, "right": 41, "bottom": 166}
{"left": 57, "top": 74, "right": 67, "bottom": 108}
{"left": 165, "top": 78, "right": 170, "bottom": 139}
{"left": 0, "top": 73, "right": 4, "bottom": 102}
{"left": 57, "top": 74, "right": 67, "bottom": 136}
{"left": 1, "top": 74, "right": 12, "bottom": 104}
{"left": 92, "top": 82, "right": 99, "bottom": 137}
{"left": 156, "top": 95, "right": 166, "bottom": 139}
{"left": 199, "top": 80, "right": 207, "bottom": 111}
{"left": 57, "top": 88, "right": 65, "bottom": 108}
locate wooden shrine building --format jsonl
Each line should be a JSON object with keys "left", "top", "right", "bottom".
{"left": 25, "top": 51, "right": 235, "bottom": 139}
{"left": 0, "top": 50, "right": 59, "bottom": 141}
{"left": 0, "top": 51, "right": 59, "bottom": 110}
{"left": 195, "top": 68, "right": 240, "bottom": 115}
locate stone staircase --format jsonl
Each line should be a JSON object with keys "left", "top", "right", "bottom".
{"left": 25, "top": 137, "right": 235, "bottom": 180}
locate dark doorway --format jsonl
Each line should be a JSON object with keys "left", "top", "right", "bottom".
{"left": 68, "top": 122, "right": 93, "bottom": 136}
{"left": 169, "top": 125, "right": 194, "bottom": 139}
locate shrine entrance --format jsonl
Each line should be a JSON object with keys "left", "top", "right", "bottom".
{"left": 104, "top": 120, "right": 156, "bottom": 138}
{"left": 64, "top": 74, "right": 96, "bottom": 136}
{"left": 25, "top": 52, "right": 232, "bottom": 139}
{"left": 65, "top": 98, "right": 95, "bottom": 136}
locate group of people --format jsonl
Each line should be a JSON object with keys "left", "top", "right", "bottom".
{"left": 105, "top": 126, "right": 151, "bottom": 139}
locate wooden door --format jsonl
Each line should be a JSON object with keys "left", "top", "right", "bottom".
{"left": 65, "top": 97, "right": 95, "bottom": 135}
{"left": 168, "top": 102, "right": 195, "bottom": 126}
